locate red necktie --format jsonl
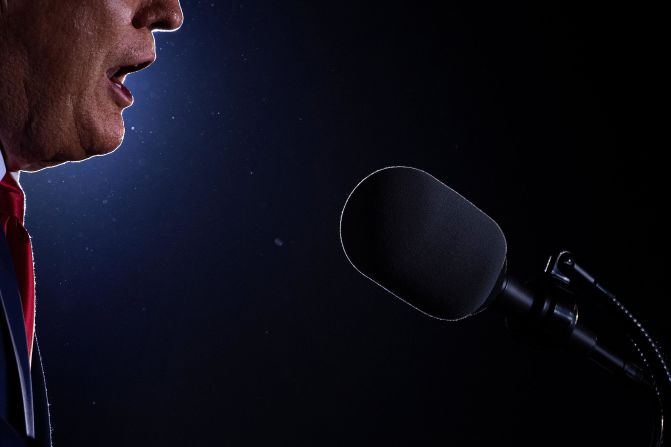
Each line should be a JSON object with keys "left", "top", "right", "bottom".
{"left": 0, "top": 172, "right": 35, "bottom": 363}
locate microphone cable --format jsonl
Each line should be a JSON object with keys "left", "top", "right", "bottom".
{"left": 554, "top": 252, "right": 669, "bottom": 447}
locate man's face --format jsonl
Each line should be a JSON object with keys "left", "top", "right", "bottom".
{"left": 0, "top": 0, "right": 183, "bottom": 171}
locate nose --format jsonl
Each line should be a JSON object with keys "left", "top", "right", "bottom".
{"left": 133, "top": 0, "right": 184, "bottom": 32}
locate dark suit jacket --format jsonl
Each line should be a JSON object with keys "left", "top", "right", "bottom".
{"left": 0, "top": 231, "right": 52, "bottom": 446}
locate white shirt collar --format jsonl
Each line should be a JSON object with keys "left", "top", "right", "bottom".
{"left": 0, "top": 150, "right": 21, "bottom": 183}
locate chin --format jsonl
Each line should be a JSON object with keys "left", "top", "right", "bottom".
{"left": 16, "top": 88, "right": 130, "bottom": 171}
{"left": 28, "top": 121, "right": 125, "bottom": 172}
{"left": 77, "top": 111, "right": 127, "bottom": 160}
{"left": 90, "top": 128, "right": 125, "bottom": 157}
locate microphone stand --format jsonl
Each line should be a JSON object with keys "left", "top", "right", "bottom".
{"left": 544, "top": 251, "right": 669, "bottom": 447}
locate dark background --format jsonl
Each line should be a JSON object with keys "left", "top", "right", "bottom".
{"left": 22, "top": 1, "right": 667, "bottom": 446}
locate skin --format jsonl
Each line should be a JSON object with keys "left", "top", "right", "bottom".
{"left": 0, "top": 0, "right": 183, "bottom": 172}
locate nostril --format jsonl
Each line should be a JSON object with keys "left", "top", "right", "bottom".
{"left": 163, "top": 8, "right": 185, "bottom": 31}
{"left": 150, "top": 9, "right": 184, "bottom": 32}
{"left": 133, "top": 4, "right": 184, "bottom": 32}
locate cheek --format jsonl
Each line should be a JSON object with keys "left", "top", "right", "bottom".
{"left": 67, "top": 17, "right": 131, "bottom": 156}
{"left": 57, "top": 38, "right": 127, "bottom": 156}
{"left": 32, "top": 64, "right": 126, "bottom": 160}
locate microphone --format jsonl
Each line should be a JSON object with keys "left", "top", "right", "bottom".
{"left": 339, "top": 166, "right": 645, "bottom": 384}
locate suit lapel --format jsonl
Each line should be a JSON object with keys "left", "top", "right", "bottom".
{"left": 0, "top": 230, "right": 35, "bottom": 439}
{"left": 32, "top": 337, "right": 52, "bottom": 446}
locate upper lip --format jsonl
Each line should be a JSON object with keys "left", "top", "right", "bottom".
{"left": 106, "top": 54, "right": 156, "bottom": 84}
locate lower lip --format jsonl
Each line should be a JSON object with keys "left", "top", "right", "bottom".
{"left": 108, "top": 78, "right": 133, "bottom": 107}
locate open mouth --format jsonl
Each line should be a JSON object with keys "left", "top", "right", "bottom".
{"left": 106, "top": 60, "right": 153, "bottom": 106}
{"left": 107, "top": 61, "right": 152, "bottom": 85}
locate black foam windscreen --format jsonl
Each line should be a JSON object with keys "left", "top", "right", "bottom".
{"left": 340, "top": 166, "right": 508, "bottom": 320}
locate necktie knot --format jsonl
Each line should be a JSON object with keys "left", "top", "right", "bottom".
{"left": 0, "top": 172, "right": 25, "bottom": 223}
